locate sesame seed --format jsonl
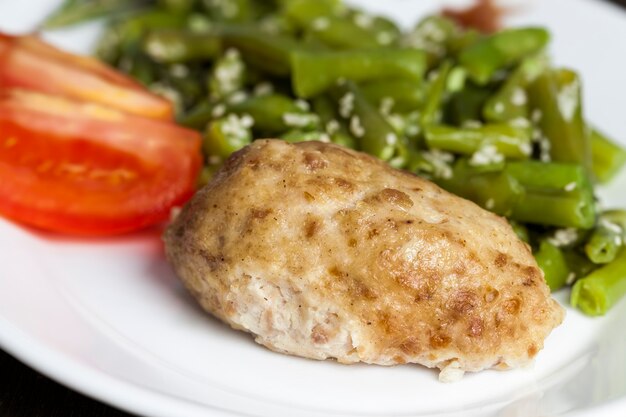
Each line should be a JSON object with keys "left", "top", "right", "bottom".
{"left": 312, "top": 17, "right": 330, "bottom": 31}
{"left": 519, "top": 142, "right": 532, "bottom": 156}
{"left": 462, "top": 120, "right": 483, "bottom": 129}
{"left": 169, "top": 64, "right": 189, "bottom": 78}
{"left": 354, "top": 13, "right": 374, "bottom": 28}
{"left": 239, "top": 113, "right": 254, "bottom": 128}
{"left": 221, "top": 113, "right": 252, "bottom": 141}
{"left": 326, "top": 119, "right": 340, "bottom": 135}
{"left": 548, "top": 228, "right": 578, "bottom": 247}
{"left": 349, "top": 116, "right": 365, "bottom": 137}
{"left": 494, "top": 102, "right": 505, "bottom": 114}
{"left": 469, "top": 145, "right": 505, "bottom": 166}
{"left": 531, "top": 109, "right": 543, "bottom": 123}
{"left": 509, "top": 117, "right": 531, "bottom": 128}
{"left": 339, "top": 92, "right": 355, "bottom": 118}
{"left": 211, "top": 103, "right": 226, "bottom": 118}
{"left": 253, "top": 82, "right": 274, "bottom": 96}
{"left": 208, "top": 155, "right": 222, "bottom": 165}
{"left": 227, "top": 91, "right": 248, "bottom": 104}
{"left": 557, "top": 80, "right": 579, "bottom": 121}
{"left": 319, "top": 133, "right": 331, "bottom": 143}
{"left": 600, "top": 219, "right": 623, "bottom": 235}
{"left": 566, "top": 272, "right": 576, "bottom": 285}
{"left": 376, "top": 31, "right": 394, "bottom": 45}
{"left": 564, "top": 182, "right": 577, "bottom": 192}
{"left": 422, "top": 150, "right": 454, "bottom": 179}
{"left": 379, "top": 97, "right": 395, "bottom": 116}
{"left": 511, "top": 87, "right": 528, "bottom": 106}
{"left": 385, "top": 132, "right": 398, "bottom": 146}
{"left": 283, "top": 112, "right": 319, "bottom": 128}
{"left": 295, "top": 99, "right": 310, "bottom": 111}
{"left": 485, "top": 198, "right": 495, "bottom": 210}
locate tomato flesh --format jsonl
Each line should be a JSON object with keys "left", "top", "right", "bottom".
{"left": 0, "top": 33, "right": 174, "bottom": 120}
{"left": 0, "top": 89, "right": 202, "bottom": 235}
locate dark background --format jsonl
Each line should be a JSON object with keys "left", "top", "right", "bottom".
{"left": 2, "top": 0, "right": 626, "bottom": 416}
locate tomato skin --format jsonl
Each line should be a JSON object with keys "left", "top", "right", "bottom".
{"left": 0, "top": 33, "right": 174, "bottom": 121}
{"left": 0, "top": 89, "right": 202, "bottom": 236}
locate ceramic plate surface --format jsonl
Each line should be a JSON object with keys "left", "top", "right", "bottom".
{"left": 1, "top": 1, "right": 626, "bottom": 416}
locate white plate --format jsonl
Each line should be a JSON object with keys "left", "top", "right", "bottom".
{"left": 1, "top": 0, "right": 626, "bottom": 416}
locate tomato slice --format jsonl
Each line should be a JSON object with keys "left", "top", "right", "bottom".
{"left": 0, "top": 33, "right": 174, "bottom": 120}
{"left": 0, "top": 89, "right": 202, "bottom": 235}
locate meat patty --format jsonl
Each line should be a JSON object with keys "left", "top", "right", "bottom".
{"left": 164, "top": 139, "right": 564, "bottom": 381}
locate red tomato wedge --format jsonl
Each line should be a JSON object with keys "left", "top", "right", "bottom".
{"left": 0, "top": 89, "right": 202, "bottom": 235}
{"left": 0, "top": 33, "right": 174, "bottom": 120}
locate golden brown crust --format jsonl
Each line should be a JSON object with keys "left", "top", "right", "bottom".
{"left": 164, "top": 140, "right": 564, "bottom": 378}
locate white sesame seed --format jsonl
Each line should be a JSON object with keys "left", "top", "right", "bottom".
{"left": 239, "top": 113, "right": 254, "bottom": 128}
{"left": 312, "top": 17, "right": 330, "bottom": 31}
{"left": 469, "top": 145, "right": 505, "bottom": 166}
{"left": 566, "top": 272, "right": 576, "bottom": 285}
{"left": 379, "top": 97, "right": 395, "bottom": 116}
{"left": 354, "top": 13, "right": 374, "bottom": 28}
{"left": 227, "top": 91, "right": 248, "bottom": 104}
{"left": 462, "top": 120, "right": 483, "bottom": 129}
{"left": 385, "top": 132, "right": 398, "bottom": 146}
{"left": 511, "top": 87, "right": 528, "bottom": 106}
{"left": 221, "top": 113, "right": 251, "bottom": 141}
{"left": 509, "top": 117, "right": 531, "bottom": 128}
{"left": 349, "top": 115, "right": 365, "bottom": 137}
{"left": 557, "top": 80, "right": 579, "bottom": 121}
{"left": 319, "top": 133, "right": 331, "bottom": 143}
{"left": 548, "top": 228, "right": 578, "bottom": 247}
{"left": 169, "top": 64, "right": 189, "bottom": 78}
{"left": 339, "top": 92, "right": 355, "bottom": 118}
{"left": 539, "top": 136, "right": 552, "bottom": 162}
{"left": 376, "top": 31, "right": 394, "bottom": 45}
{"left": 564, "top": 182, "right": 577, "bottom": 192}
{"left": 485, "top": 198, "right": 495, "bottom": 210}
{"left": 531, "top": 109, "right": 543, "bottom": 123}
{"left": 326, "top": 119, "right": 340, "bottom": 135}
{"left": 422, "top": 150, "right": 454, "bottom": 179}
{"left": 282, "top": 112, "right": 319, "bottom": 128}
{"left": 295, "top": 99, "right": 310, "bottom": 111}
{"left": 253, "top": 82, "right": 274, "bottom": 96}
{"left": 211, "top": 103, "right": 226, "bottom": 118}
{"left": 494, "top": 102, "right": 505, "bottom": 114}
{"left": 224, "top": 48, "right": 240, "bottom": 60}
{"left": 615, "top": 236, "right": 623, "bottom": 246}
{"left": 519, "top": 142, "right": 533, "bottom": 156}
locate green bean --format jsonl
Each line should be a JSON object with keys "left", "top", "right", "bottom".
{"left": 420, "top": 61, "right": 451, "bottom": 126}
{"left": 571, "top": 248, "right": 626, "bottom": 316}
{"left": 509, "top": 221, "right": 530, "bottom": 243}
{"left": 425, "top": 124, "right": 532, "bottom": 159}
{"left": 506, "top": 161, "right": 596, "bottom": 229}
{"left": 178, "top": 100, "right": 216, "bottom": 129}
{"left": 203, "top": 0, "right": 255, "bottom": 23}
{"left": 330, "top": 81, "right": 399, "bottom": 161}
{"left": 459, "top": 28, "right": 550, "bottom": 85}
{"left": 142, "top": 30, "right": 222, "bottom": 63}
{"left": 437, "top": 159, "right": 524, "bottom": 216}
{"left": 291, "top": 48, "right": 428, "bottom": 98}
{"left": 360, "top": 80, "right": 424, "bottom": 113}
{"left": 220, "top": 25, "right": 302, "bottom": 76}
{"left": 203, "top": 114, "right": 254, "bottom": 159}
{"left": 563, "top": 249, "right": 597, "bottom": 283}
{"left": 585, "top": 219, "right": 623, "bottom": 264}
{"left": 591, "top": 128, "right": 626, "bottom": 184}
{"left": 230, "top": 93, "right": 320, "bottom": 133}
{"left": 43, "top": 0, "right": 149, "bottom": 29}
{"left": 535, "top": 240, "right": 570, "bottom": 291}
{"left": 528, "top": 68, "right": 590, "bottom": 169}
{"left": 483, "top": 54, "right": 547, "bottom": 122}
{"left": 446, "top": 83, "right": 492, "bottom": 126}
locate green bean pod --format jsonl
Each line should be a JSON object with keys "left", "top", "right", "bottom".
{"left": 203, "top": 114, "right": 253, "bottom": 159}
{"left": 143, "top": 30, "right": 222, "bottom": 63}
{"left": 483, "top": 54, "right": 547, "bottom": 122}
{"left": 459, "top": 27, "right": 550, "bottom": 85}
{"left": 571, "top": 248, "right": 626, "bottom": 316}
{"left": 360, "top": 80, "right": 425, "bottom": 113}
{"left": 291, "top": 48, "right": 427, "bottom": 98}
{"left": 528, "top": 68, "right": 591, "bottom": 169}
{"left": 535, "top": 240, "right": 570, "bottom": 291}
{"left": 591, "top": 128, "right": 626, "bottom": 184}
{"left": 424, "top": 124, "right": 532, "bottom": 159}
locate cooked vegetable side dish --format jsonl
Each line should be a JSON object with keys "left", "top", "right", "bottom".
{"left": 41, "top": 0, "right": 626, "bottom": 316}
